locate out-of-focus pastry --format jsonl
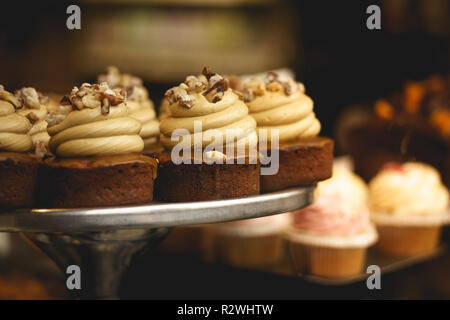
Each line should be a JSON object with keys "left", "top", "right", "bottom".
{"left": 369, "top": 162, "right": 449, "bottom": 256}
{"left": 203, "top": 214, "right": 291, "bottom": 268}
{"left": 284, "top": 165, "right": 377, "bottom": 279}
{"left": 346, "top": 74, "right": 450, "bottom": 187}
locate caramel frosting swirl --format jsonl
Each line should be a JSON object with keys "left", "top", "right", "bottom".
{"left": 160, "top": 69, "right": 257, "bottom": 151}
{"left": 48, "top": 83, "right": 144, "bottom": 157}
{"left": 15, "top": 87, "right": 51, "bottom": 156}
{"left": 98, "top": 66, "right": 159, "bottom": 147}
{"left": 0, "top": 85, "right": 33, "bottom": 152}
{"left": 244, "top": 73, "right": 321, "bottom": 142}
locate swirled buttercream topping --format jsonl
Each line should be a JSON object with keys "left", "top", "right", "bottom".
{"left": 244, "top": 72, "right": 321, "bottom": 142}
{"left": 48, "top": 83, "right": 144, "bottom": 157}
{"left": 292, "top": 196, "right": 371, "bottom": 237}
{"left": 160, "top": 67, "right": 257, "bottom": 151}
{"left": 98, "top": 66, "right": 159, "bottom": 147}
{"left": 0, "top": 85, "right": 33, "bottom": 153}
{"left": 158, "top": 98, "right": 171, "bottom": 120}
{"left": 15, "top": 87, "right": 51, "bottom": 156}
{"left": 369, "top": 162, "right": 449, "bottom": 216}
{"left": 318, "top": 163, "right": 369, "bottom": 212}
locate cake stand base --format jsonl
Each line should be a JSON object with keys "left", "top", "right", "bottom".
{"left": 23, "top": 228, "right": 169, "bottom": 299}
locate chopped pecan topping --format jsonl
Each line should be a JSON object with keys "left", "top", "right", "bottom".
{"left": 165, "top": 83, "right": 195, "bottom": 109}
{"left": 265, "top": 71, "right": 279, "bottom": 83}
{"left": 98, "top": 66, "right": 146, "bottom": 102}
{"left": 0, "top": 85, "right": 22, "bottom": 109}
{"left": 266, "top": 81, "right": 283, "bottom": 92}
{"left": 38, "top": 92, "right": 50, "bottom": 105}
{"left": 203, "top": 73, "right": 229, "bottom": 103}
{"left": 165, "top": 67, "right": 233, "bottom": 107}
{"left": 282, "top": 78, "right": 298, "bottom": 95}
{"left": 185, "top": 75, "right": 207, "bottom": 93}
{"left": 242, "top": 72, "right": 303, "bottom": 102}
{"left": 64, "top": 82, "right": 126, "bottom": 114}
{"left": 25, "top": 112, "right": 39, "bottom": 124}
{"left": 202, "top": 66, "right": 215, "bottom": 80}
{"left": 243, "top": 79, "right": 265, "bottom": 102}
{"left": 15, "top": 87, "right": 41, "bottom": 110}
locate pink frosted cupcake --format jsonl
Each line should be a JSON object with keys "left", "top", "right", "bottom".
{"left": 203, "top": 214, "right": 291, "bottom": 268}
{"left": 284, "top": 165, "right": 377, "bottom": 278}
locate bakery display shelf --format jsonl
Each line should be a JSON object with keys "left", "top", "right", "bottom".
{"left": 252, "top": 246, "right": 446, "bottom": 286}
{"left": 0, "top": 186, "right": 314, "bottom": 299}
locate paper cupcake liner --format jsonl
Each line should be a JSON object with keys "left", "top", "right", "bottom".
{"left": 375, "top": 224, "right": 442, "bottom": 256}
{"left": 283, "top": 224, "right": 378, "bottom": 249}
{"left": 287, "top": 242, "right": 367, "bottom": 278}
{"left": 202, "top": 230, "right": 285, "bottom": 267}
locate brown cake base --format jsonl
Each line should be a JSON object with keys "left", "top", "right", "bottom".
{"left": 43, "top": 154, "right": 157, "bottom": 208}
{"left": 0, "top": 153, "right": 41, "bottom": 211}
{"left": 156, "top": 152, "right": 260, "bottom": 202}
{"left": 260, "top": 137, "right": 334, "bottom": 192}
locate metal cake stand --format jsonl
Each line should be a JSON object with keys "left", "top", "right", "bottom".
{"left": 0, "top": 186, "right": 314, "bottom": 299}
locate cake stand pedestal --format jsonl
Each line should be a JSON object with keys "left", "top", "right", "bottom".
{"left": 0, "top": 186, "right": 314, "bottom": 299}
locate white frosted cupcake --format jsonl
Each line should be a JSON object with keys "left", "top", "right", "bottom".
{"left": 203, "top": 214, "right": 291, "bottom": 268}
{"left": 284, "top": 165, "right": 377, "bottom": 278}
{"left": 369, "top": 162, "right": 449, "bottom": 256}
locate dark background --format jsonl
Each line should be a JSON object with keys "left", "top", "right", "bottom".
{"left": 1, "top": 0, "right": 448, "bottom": 141}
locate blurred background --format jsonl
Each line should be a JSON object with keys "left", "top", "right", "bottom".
{"left": 0, "top": 0, "right": 449, "bottom": 299}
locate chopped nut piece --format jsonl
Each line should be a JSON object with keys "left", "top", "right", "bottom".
{"left": 243, "top": 79, "right": 265, "bottom": 102}
{"left": 202, "top": 66, "right": 215, "bottom": 80}
{"left": 282, "top": 79, "right": 298, "bottom": 95}
{"left": 203, "top": 75, "right": 229, "bottom": 103}
{"left": 98, "top": 66, "right": 146, "bottom": 102}
{"left": 25, "top": 112, "right": 40, "bottom": 124}
{"left": 185, "top": 75, "right": 207, "bottom": 93}
{"left": 63, "top": 82, "right": 126, "bottom": 113}
{"left": 265, "top": 71, "right": 279, "bottom": 83}
{"left": 266, "top": 81, "right": 283, "bottom": 92}
{"left": 16, "top": 87, "right": 41, "bottom": 109}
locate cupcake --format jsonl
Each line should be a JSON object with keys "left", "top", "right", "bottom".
{"left": 0, "top": 85, "right": 41, "bottom": 210}
{"left": 243, "top": 72, "right": 333, "bottom": 192}
{"left": 98, "top": 66, "right": 160, "bottom": 155}
{"left": 369, "top": 162, "right": 449, "bottom": 256}
{"left": 203, "top": 214, "right": 291, "bottom": 268}
{"left": 156, "top": 67, "right": 260, "bottom": 202}
{"left": 284, "top": 165, "right": 377, "bottom": 278}
{"left": 44, "top": 82, "right": 157, "bottom": 208}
